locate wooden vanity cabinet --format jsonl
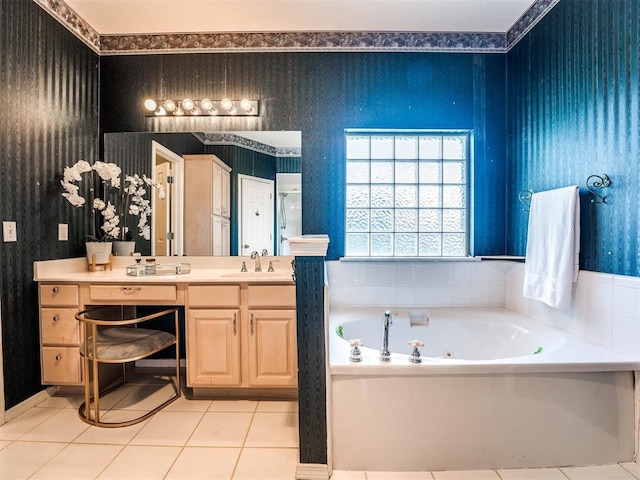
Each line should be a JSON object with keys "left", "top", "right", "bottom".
{"left": 38, "top": 284, "right": 82, "bottom": 385}
{"left": 247, "top": 285, "right": 297, "bottom": 387}
{"left": 186, "top": 285, "right": 242, "bottom": 387}
{"left": 186, "top": 283, "right": 297, "bottom": 390}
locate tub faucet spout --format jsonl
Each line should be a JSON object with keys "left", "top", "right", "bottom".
{"left": 380, "top": 310, "right": 393, "bottom": 362}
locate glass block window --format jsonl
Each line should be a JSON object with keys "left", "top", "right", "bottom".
{"left": 345, "top": 131, "right": 469, "bottom": 257}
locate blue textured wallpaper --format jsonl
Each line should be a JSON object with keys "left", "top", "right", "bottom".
{"left": 506, "top": 0, "right": 640, "bottom": 276}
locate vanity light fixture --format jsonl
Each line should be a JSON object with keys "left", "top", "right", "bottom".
{"left": 143, "top": 98, "right": 259, "bottom": 117}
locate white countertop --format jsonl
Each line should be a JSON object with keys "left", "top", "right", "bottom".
{"left": 34, "top": 256, "right": 295, "bottom": 284}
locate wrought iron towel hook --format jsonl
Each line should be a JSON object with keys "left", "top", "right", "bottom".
{"left": 586, "top": 174, "right": 612, "bottom": 204}
{"left": 518, "top": 189, "right": 533, "bottom": 212}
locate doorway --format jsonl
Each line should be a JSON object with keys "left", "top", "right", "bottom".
{"left": 151, "top": 141, "right": 184, "bottom": 256}
{"left": 238, "top": 174, "right": 275, "bottom": 256}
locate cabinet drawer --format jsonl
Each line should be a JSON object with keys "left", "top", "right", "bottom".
{"left": 41, "top": 347, "right": 81, "bottom": 384}
{"left": 247, "top": 285, "right": 296, "bottom": 308}
{"left": 188, "top": 285, "right": 240, "bottom": 308}
{"left": 88, "top": 284, "right": 177, "bottom": 302}
{"left": 40, "top": 308, "right": 80, "bottom": 345}
{"left": 39, "top": 284, "right": 79, "bottom": 307}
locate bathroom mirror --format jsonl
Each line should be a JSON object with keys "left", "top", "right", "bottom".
{"left": 103, "top": 131, "right": 302, "bottom": 257}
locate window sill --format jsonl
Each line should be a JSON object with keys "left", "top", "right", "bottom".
{"left": 339, "top": 256, "right": 480, "bottom": 263}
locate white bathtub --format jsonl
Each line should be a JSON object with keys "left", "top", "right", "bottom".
{"left": 328, "top": 307, "right": 639, "bottom": 471}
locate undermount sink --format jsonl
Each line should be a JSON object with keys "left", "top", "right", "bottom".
{"left": 220, "top": 272, "right": 289, "bottom": 280}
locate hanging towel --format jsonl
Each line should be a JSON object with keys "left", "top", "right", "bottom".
{"left": 523, "top": 186, "right": 580, "bottom": 309}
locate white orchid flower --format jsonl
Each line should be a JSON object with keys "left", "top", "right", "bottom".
{"left": 74, "top": 160, "right": 92, "bottom": 173}
{"left": 93, "top": 161, "right": 122, "bottom": 181}
{"left": 62, "top": 192, "right": 85, "bottom": 207}
{"left": 140, "top": 225, "right": 150, "bottom": 240}
{"left": 93, "top": 198, "right": 106, "bottom": 210}
{"left": 63, "top": 166, "right": 83, "bottom": 183}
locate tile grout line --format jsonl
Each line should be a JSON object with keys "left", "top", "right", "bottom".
{"left": 229, "top": 400, "right": 259, "bottom": 480}
{"left": 161, "top": 395, "right": 209, "bottom": 479}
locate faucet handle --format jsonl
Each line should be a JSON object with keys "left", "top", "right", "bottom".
{"left": 268, "top": 261, "right": 274, "bottom": 272}
{"left": 240, "top": 261, "right": 247, "bottom": 272}
{"left": 348, "top": 339, "right": 363, "bottom": 363}
{"left": 261, "top": 249, "right": 268, "bottom": 256}
{"left": 407, "top": 339, "right": 424, "bottom": 364}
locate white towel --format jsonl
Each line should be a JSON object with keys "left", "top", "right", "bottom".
{"left": 523, "top": 186, "right": 580, "bottom": 309}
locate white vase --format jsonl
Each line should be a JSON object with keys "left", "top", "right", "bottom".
{"left": 112, "top": 241, "right": 136, "bottom": 256}
{"left": 85, "top": 241, "right": 112, "bottom": 264}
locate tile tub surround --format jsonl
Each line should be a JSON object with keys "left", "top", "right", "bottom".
{"left": 326, "top": 260, "right": 511, "bottom": 308}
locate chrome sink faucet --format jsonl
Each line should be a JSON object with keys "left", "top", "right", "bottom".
{"left": 250, "top": 251, "right": 262, "bottom": 272}
{"left": 380, "top": 310, "right": 392, "bottom": 362}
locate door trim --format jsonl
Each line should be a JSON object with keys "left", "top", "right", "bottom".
{"left": 151, "top": 141, "right": 184, "bottom": 256}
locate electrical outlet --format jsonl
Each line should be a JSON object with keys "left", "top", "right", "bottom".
{"left": 3, "top": 221, "right": 17, "bottom": 242}
{"left": 58, "top": 223, "right": 68, "bottom": 241}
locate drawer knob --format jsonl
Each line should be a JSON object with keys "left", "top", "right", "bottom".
{"left": 55, "top": 354, "right": 62, "bottom": 361}
{"left": 52, "top": 287, "right": 59, "bottom": 294}
{"left": 52, "top": 315, "right": 60, "bottom": 322}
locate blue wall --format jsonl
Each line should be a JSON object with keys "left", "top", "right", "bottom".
{"left": 100, "top": 52, "right": 508, "bottom": 259}
{"left": 506, "top": 0, "right": 640, "bottom": 276}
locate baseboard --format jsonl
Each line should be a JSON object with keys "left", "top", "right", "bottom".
{"left": 296, "top": 463, "right": 330, "bottom": 480}
{"left": 4, "top": 386, "right": 58, "bottom": 423}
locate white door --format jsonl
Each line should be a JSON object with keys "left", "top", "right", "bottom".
{"left": 238, "top": 175, "right": 274, "bottom": 256}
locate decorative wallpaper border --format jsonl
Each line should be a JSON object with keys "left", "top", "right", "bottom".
{"left": 35, "top": 0, "right": 558, "bottom": 55}
{"left": 100, "top": 31, "right": 507, "bottom": 55}
{"left": 506, "top": 0, "right": 561, "bottom": 48}
{"left": 193, "top": 132, "right": 302, "bottom": 157}
{"left": 33, "top": 0, "right": 100, "bottom": 53}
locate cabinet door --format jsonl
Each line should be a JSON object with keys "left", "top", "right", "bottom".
{"left": 247, "top": 310, "right": 297, "bottom": 387}
{"left": 221, "top": 169, "right": 231, "bottom": 218}
{"left": 212, "top": 215, "right": 223, "bottom": 256}
{"left": 221, "top": 217, "right": 230, "bottom": 256}
{"left": 212, "top": 162, "right": 223, "bottom": 216}
{"left": 187, "top": 309, "right": 241, "bottom": 387}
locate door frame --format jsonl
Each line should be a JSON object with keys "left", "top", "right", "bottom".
{"left": 151, "top": 141, "right": 184, "bottom": 256}
{"left": 237, "top": 174, "right": 275, "bottom": 256}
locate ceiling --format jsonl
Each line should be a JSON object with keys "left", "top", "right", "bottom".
{"left": 63, "top": 0, "right": 536, "bottom": 36}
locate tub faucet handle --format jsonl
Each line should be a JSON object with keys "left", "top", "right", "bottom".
{"left": 349, "top": 339, "right": 363, "bottom": 363}
{"left": 407, "top": 339, "right": 424, "bottom": 364}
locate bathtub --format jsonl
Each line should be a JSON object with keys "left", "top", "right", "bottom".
{"left": 328, "top": 307, "right": 639, "bottom": 472}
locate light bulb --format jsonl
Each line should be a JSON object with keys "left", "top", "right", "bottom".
{"left": 154, "top": 107, "right": 166, "bottom": 116}
{"left": 182, "top": 98, "right": 194, "bottom": 111}
{"left": 190, "top": 106, "right": 201, "bottom": 115}
{"left": 240, "top": 99, "right": 253, "bottom": 112}
{"left": 200, "top": 99, "right": 213, "bottom": 111}
{"left": 143, "top": 98, "right": 157, "bottom": 111}
{"left": 220, "top": 98, "right": 233, "bottom": 111}
{"left": 163, "top": 99, "right": 177, "bottom": 112}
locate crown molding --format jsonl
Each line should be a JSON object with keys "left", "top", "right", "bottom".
{"left": 34, "top": 0, "right": 559, "bottom": 55}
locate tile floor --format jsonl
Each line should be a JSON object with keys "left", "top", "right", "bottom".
{"left": 1, "top": 374, "right": 639, "bottom": 479}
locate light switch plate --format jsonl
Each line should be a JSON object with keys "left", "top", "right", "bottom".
{"left": 58, "top": 223, "right": 68, "bottom": 241}
{"left": 3, "top": 221, "right": 17, "bottom": 242}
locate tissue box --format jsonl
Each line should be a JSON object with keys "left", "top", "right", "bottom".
{"left": 287, "top": 235, "right": 330, "bottom": 256}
